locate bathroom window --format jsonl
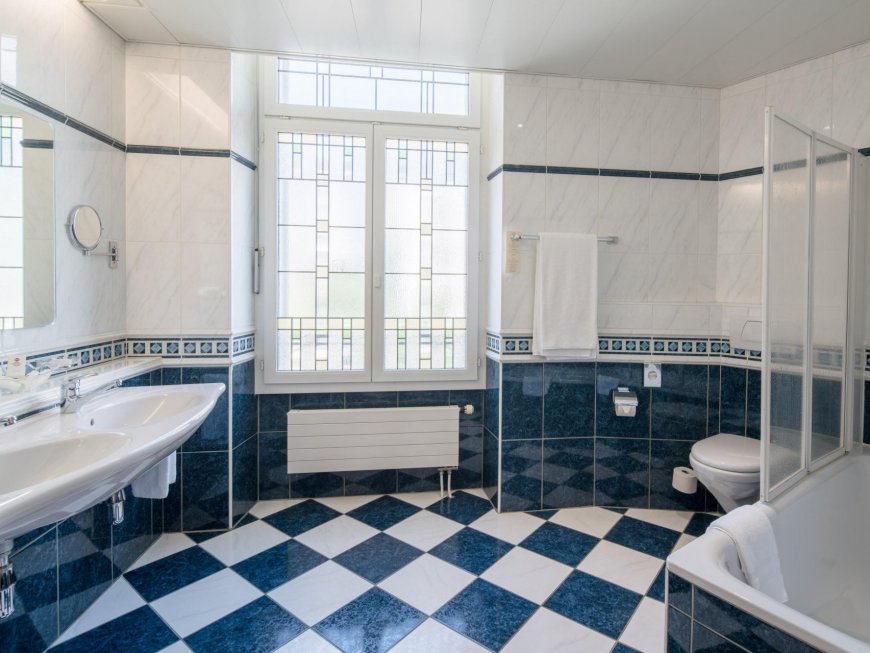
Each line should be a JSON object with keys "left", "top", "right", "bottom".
{"left": 261, "top": 118, "right": 479, "bottom": 386}
{"left": 0, "top": 114, "right": 23, "bottom": 329}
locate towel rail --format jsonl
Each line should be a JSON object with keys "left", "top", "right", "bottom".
{"left": 510, "top": 233, "right": 618, "bottom": 244}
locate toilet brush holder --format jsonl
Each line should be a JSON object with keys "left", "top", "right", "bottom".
{"left": 672, "top": 466, "right": 697, "bottom": 494}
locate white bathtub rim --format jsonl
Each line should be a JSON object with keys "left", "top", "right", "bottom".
{"left": 667, "top": 450, "right": 870, "bottom": 653}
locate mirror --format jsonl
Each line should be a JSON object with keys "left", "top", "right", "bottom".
{"left": 68, "top": 205, "right": 102, "bottom": 251}
{"left": 0, "top": 100, "right": 55, "bottom": 330}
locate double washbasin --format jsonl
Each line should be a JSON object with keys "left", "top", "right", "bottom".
{"left": 0, "top": 382, "right": 225, "bottom": 542}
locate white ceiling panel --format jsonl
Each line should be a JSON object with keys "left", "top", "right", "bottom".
{"left": 279, "top": 0, "right": 360, "bottom": 58}
{"left": 141, "top": 0, "right": 301, "bottom": 53}
{"left": 419, "top": 0, "right": 492, "bottom": 68}
{"left": 86, "top": 0, "right": 870, "bottom": 89}
{"left": 351, "top": 0, "right": 421, "bottom": 62}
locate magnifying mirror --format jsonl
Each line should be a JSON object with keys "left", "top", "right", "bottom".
{"left": 67, "top": 205, "right": 103, "bottom": 252}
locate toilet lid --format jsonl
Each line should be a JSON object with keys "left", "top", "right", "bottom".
{"left": 691, "top": 433, "right": 760, "bottom": 473}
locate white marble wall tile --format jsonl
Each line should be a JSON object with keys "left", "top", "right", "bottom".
{"left": 111, "top": 40, "right": 126, "bottom": 143}
{"left": 696, "top": 255, "right": 717, "bottom": 303}
{"left": 180, "top": 59, "right": 231, "bottom": 150}
{"left": 180, "top": 242, "right": 229, "bottom": 333}
{"left": 698, "top": 182, "right": 718, "bottom": 256}
{"left": 599, "top": 91, "right": 651, "bottom": 169}
{"left": 502, "top": 172, "right": 546, "bottom": 229}
{"left": 487, "top": 174, "right": 503, "bottom": 332}
{"left": 181, "top": 157, "right": 230, "bottom": 244}
{"left": 64, "top": 0, "right": 115, "bottom": 135}
{"left": 126, "top": 54, "right": 180, "bottom": 146}
{"left": 500, "top": 246, "right": 537, "bottom": 331}
{"left": 648, "top": 180, "right": 698, "bottom": 254}
{"left": 545, "top": 86, "right": 599, "bottom": 168}
{"left": 832, "top": 53, "right": 870, "bottom": 148}
{"left": 126, "top": 154, "right": 181, "bottom": 243}
{"left": 649, "top": 95, "right": 699, "bottom": 172}
{"left": 833, "top": 41, "right": 870, "bottom": 66}
{"left": 716, "top": 253, "right": 762, "bottom": 305}
{"left": 125, "top": 43, "right": 181, "bottom": 59}
{"left": 647, "top": 254, "right": 696, "bottom": 302}
{"left": 544, "top": 174, "right": 597, "bottom": 232}
{"left": 719, "top": 86, "right": 765, "bottom": 172}
{"left": 699, "top": 99, "right": 719, "bottom": 174}
{"left": 230, "top": 53, "right": 259, "bottom": 163}
{"left": 180, "top": 46, "right": 230, "bottom": 64}
{"left": 598, "top": 252, "right": 650, "bottom": 302}
{"left": 720, "top": 75, "right": 765, "bottom": 100}
{"left": 230, "top": 164, "right": 256, "bottom": 333}
{"left": 765, "top": 67, "right": 833, "bottom": 136}
{"left": 126, "top": 241, "right": 181, "bottom": 334}
{"left": 717, "top": 176, "right": 762, "bottom": 254}
{"left": 597, "top": 303, "right": 653, "bottom": 334}
{"left": 651, "top": 304, "right": 711, "bottom": 335}
{"left": 504, "top": 84, "right": 547, "bottom": 165}
{"left": 482, "top": 73, "right": 505, "bottom": 177}
{"left": 598, "top": 177, "right": 649, "bottom": 253}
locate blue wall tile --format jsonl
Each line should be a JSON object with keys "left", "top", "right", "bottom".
{"left": 708, "top": 365, "right": 721, "bottom": 435}
{"left": 667, "top": 572, "right": 692, "bottom": 615}
{"left": 57, "top": 507, "right": 112, "bottom": 633}
{"left": 161, "top": 367, "right": 182, "bottom": 385}
{"left": 397, "top": 467, "right": 441, "bottom": 493}
{"left": 746, "top": 368, "right": 761, "bottom": 438}
{"left": 259, "top": 394, "right": 290, "bottom": 431}
{"left": 666, "top": 607, "right": 691, "bottom": 653}
{"left": 542, "top": 437, "right": 594, "bottom": 509}
{"left": 594, "top": 438, "right": 650, "bottom": 508}
{"left": 650, "top": 440, "right": 705, "bottom": 511}
{"left": 290, "top": 472, "right": 344, "bottom": 498}
{"left": 502, "top": 363, "right": 543, "bottom": 439}
{"left": 596, "top": 363, "right": 650, "bottom": 438}
{"left": 161, "top": 452, "right": 183, "bottom": 532}
{"left": 500, "top": 439, "right": 543, "bottom": 511}
{"left": 453, "top": 390, "right": 485, "bottom": 489}
{"left": 543, "top": 363, "right": 595, "bottom": 437}
{"left": 864, "top": 380, "right": 870, "bottom": 444}
{"left": 290, "top": 392, "right": 344, "bottom": 410}
{"left": 811, "top": 376, "right": 841, "bottom": 457}
{"left": 346, "top": 391, "right": 398, "bottom": 408}
{"left": 345, "top": 469, "right": 398, "bottom": 495}
{"left": 692, "top": 622, "right": 739, "bottom": 651}
{"left": 232, "top": 361, "right": 257, "bottom": 442}
{"left": 651, "top": 364, "right": 708, "bottom": 440}
{"left": 182, "top": 451, "right": 229, "bottom": 531}
{"left": 232, "top": 435, "right": 258, "bottom": 525}
{"left": 484, "top": 358, "right": 500, "bottom": 435}
{"left": 719, "top": 366, "right": 747, "bottom": 435}
{"left": 258, "top": 431, "right": 290, "bottom": 500}
{"left": 181, "top": 367, "right": 230, "bottom": 451}
{"left": 398, "top": 390, "right": 450, "bottom": 406}
{"left": 111, "top": 490, "right": 156, "bottom": 576}
{"left": 482, "top": 429, "right": 499, "bottom": 504}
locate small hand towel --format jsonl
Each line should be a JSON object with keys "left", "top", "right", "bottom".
{"left": 709, "top": 504, "right": 789, "bottom": 603}
{"left": 532, "top": 233, "right": 598, "bottom": 359}
{"left": 131, "top": 453, "right": 177, "bottom": 500}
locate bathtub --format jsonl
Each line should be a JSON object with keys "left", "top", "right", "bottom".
{"left": 667, "top": 447, "right": 870, "bottom": 653}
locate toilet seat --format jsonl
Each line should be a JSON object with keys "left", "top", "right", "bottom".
{"left": 691, "top": 433, "right": 760, "bottom": 473}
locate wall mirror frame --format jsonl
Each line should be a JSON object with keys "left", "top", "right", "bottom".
{"left": 66, "top": 205, "right": 119, "bottom": 269}
{"left": 0, "top": 98, "right": 55, "bottom": 331}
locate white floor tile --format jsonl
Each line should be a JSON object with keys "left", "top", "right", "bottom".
{"left": 501, "top": 608, "right": 615, "bottom": 653}
{"left": 549, "top": 507, "right": 622, "bottom": 538}
{"left": 461, "top": 488, "right": 491, "bottom": 501}
{"left": 625, "top": 509, "right": 693, "bottom": 533}
{"left": 390, "top": 618, "right": 489, "bottom": 653}
{"left": 385, "top": 510, "right": 464, "bottom": 551}
{"left": 272, "top": 630, "right": 341, "bottom": 653}
{"left": 268, "top": 561, "right": 372, "bottom": 626}
{"left": 577, "top": 541, "right": 663, "bottom": 595}
{"left": 294, "top": 515, "right": 379, "bottom": 558}
{"left": 673, "top": 533, "right": 696, "bottom": 552}
{"left": 391, "top": 491, "right": 443, "bottom": 509}
{"left": 249, "top": 499, "right": 305, "bottom": 519}
{"left": 379, "top": 554, "right": 475, "bottom": 615}
{"left": 199, "top": 520, "right": 289, "bottom": 566}
{"left": 150, "top": 569, "right": 261, "bottom": 637}
{"left": 314, "top": 494, "right": 380, "bottom": 513}
{"left": 468, "top": 510, "right": 544, "bottom": 545}
{"left": 55, "top": 578, "right": 145, "bottom": 643}
{"left": 619, "top": 597, "right": 667, "bottom": 653}
{"left": 480, "top": 548, "right": 573, "bottom": 604}
{"left": 157, "top": 642, "right": 193, "bottom": 653}
{"left": 126, "top": 533, "right": 196, "bottom": 571}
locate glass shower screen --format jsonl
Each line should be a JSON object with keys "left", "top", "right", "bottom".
{"left": 762, "top": 109, "right": 854, "bottom": 500}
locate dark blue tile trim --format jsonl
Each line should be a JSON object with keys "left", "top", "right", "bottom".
{"left": 0, "top": 84, "right": 67, "bottom": 122}
{"left": 718, "top": 166, "right": 764, "bottom": 180}
{"left": 231, "top": 151, "right": 258, "bottom": 170}
{"left": 486, "top": 165, "right": 503, "bottom": 181}
{"left": 859, "top": 146, "right": 870, "bottom": 157}
{"left": 20, "top": 139, "right": 54, "bottom": 149}
{"left": 699, "top": 173, "right": 720, "bottom": 181}
{"left": 65, "top": 117, "right": 117, "bottom": 148}
{"left": 503, "top": 163, "right": 548, "bottom": 173}
{"left": 599, "top": 168, "right": 651, "bottom": 178}
{"left": 546, "top": 165, "right": 599, "bottom": 176}
{"left": 180, "top": 147, "right": 231, "bottom": 158}
{"left": 650, "top": 171, "right": 701, "bottom": 180}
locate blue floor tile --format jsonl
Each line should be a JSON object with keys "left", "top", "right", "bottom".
{"left": 429, "top": 528, "right": 513, "bottom": 575}
{"left": 433, "top": 579, "right": 537, "bottom": 651}
{"left": 647, "top": 567, "right": 666, "bottom": 602}
{"left": 334, "top": 533, "right": 423, "bottom": 583}
{"left": 185, "top": 597, "right": 306, "bottom": 653}
{"left": 263, "top": 499, "right": 342, "bottom": 537}
{"left": 684, "top": 512, "right": 719, "bottom": 537}
{"left": 314, "top": 588, "right": 425, "bottom": 653}
{"left": 232, "top": 540, "right": 327, "bottom": 592}
{"left": 346, "top": 496, "right": 420, "bottom": 531}
{"left": 124, "top": 547, "right": 224, "bottom": 602}
{"left": 545, "top": 571, "right": 642, "bottom": 639}
{"left": 612, "top": 644, "right": 643, "bottom": 653}
{"left": 519, "top": 521, "right": 599, "bottom": 566}
{"left": 427, "top": 491, "right": 493, "bottom": 525}
{"left": 604, "top": 516, "right": 681, "bottom": 559}
{"left": 50, "top": 606, "right": 177, "bottom": 653}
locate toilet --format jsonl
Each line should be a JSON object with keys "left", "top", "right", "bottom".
{"left": 689, "top": 433, "right": 761, "bottom": 512}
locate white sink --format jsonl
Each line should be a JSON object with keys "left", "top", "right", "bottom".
{"left": 0, "top": 382, "right": 225, "bottom": 542}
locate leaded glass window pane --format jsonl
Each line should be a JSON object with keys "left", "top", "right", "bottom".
{"left": 276, "top": 130, "right": 366, "bottom": 372}
{"left": 383, "top": 137, "right": 469, "bottom": 371}
{"left": 0, "top": 114, "right": 23, "bottom": 327}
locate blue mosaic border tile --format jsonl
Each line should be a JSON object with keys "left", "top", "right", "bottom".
{"left": 21, "top": 338, "right": 128, "bottom": 374}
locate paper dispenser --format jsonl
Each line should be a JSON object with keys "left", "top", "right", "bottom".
{"left": 612, "top": 387, "right": 638, "bottom": 417}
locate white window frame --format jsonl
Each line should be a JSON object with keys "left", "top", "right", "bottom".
{"left": 258, "top": 57, "right": 482, "bottom": 390}
{"left": 261, "top": 55, "right": 481, "bottom": 129}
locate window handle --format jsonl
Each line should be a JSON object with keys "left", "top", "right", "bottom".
{"left": 374, "top": 275, "right": 382, "bottom": 289}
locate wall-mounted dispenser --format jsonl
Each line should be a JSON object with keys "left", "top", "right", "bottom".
{"left": 612, "top": 387, "right": 637, "bottom": 417}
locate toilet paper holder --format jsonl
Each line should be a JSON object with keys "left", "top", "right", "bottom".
{"left": 612, "top": 387, "right": 638, "bottom": 417}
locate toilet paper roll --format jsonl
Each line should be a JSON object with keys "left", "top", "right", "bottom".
{"left": 672, "top": 466, "right": 698, "bottom": 494}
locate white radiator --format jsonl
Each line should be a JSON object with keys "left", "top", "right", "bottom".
{"left": 287, "top": 406, "right": 460, "bottom": 474}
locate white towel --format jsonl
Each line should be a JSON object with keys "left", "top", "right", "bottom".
{"left": 709, "top": 504, "right": 789, "bottom": 603}
{"left": 532, "top": 232, "right": 598, "bottom": 359}
{"left": 131, "top": 453, "right": 177, "bottom": 500}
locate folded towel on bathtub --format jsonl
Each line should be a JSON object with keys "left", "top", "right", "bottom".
{"left": 709, "top": 504, "right": 788, "bottom": 603}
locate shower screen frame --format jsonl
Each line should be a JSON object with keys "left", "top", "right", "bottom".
{"left": 761, "top": 107, "right": 860, "bottom": 502}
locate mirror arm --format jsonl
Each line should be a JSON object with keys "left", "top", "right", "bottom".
{"left": 81, "top": 240, "right": 119, "bottom": 269}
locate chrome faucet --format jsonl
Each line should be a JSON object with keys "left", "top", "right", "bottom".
{"left": 60, "top": 374, "right": 123, "bottom": 413}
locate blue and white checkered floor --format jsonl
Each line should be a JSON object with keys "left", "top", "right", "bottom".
{"left": 49, "top": 490, "right": 717, "bottom": 653}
